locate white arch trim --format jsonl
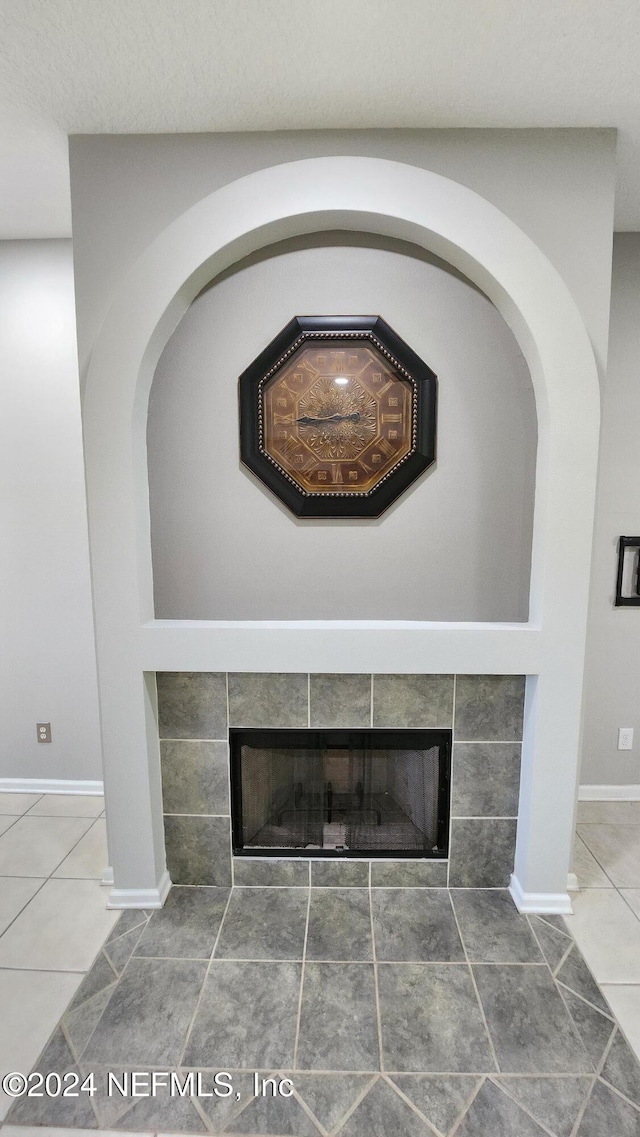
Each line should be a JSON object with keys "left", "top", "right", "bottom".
{"left": 82, "top": 157, "right": 600, "bottom": 910}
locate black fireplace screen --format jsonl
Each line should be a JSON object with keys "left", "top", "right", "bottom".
{"left": 230, "top": 729, "right": 450, "bottom": 858}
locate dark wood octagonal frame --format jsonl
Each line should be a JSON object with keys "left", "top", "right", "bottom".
{"left": 239, "top": 315, "right": 437, "bottom": 518}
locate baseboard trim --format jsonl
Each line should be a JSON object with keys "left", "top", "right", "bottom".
{"left": 579, "top": 783, "right": 640, "bottom": 801}
{"left": 0, "top": 777, "right": 104, "bottom": 796}
{"left": 509, "top": 873, "right": 573, "bottom": 915}
{"left": 567, "top": 872, "right": 579, "bottom": 893}
{"left": 107, "top": 869, "right": 172, "bottom": 910}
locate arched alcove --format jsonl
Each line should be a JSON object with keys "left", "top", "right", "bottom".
{"left": 81, "top": 157, "right": 600, "bottom": 911}
{"left": 148, "top": 232, "right": 537, "bottom": 623}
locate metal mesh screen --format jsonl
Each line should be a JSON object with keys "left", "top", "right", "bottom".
{"left": 238, "top": 741, "right": 442, "bottom": 853}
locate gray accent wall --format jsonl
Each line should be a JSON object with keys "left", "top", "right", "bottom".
{"left": 580, "top": 234, "right": 640, "bottom": 787}
{"left": 147, "top": 234, "right": 537, "bottom": 621}
{"left": 156, "top": 672, "right": 524, "bottom": 890}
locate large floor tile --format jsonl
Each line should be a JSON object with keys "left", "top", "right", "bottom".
{"left": 215, "top": 886, "right": 308, "bottom": 959}
{"left": 377, "top": 963, "right": 494, "bottom": 1072}
{"left": 27, "top": 794, "right": 105, "bottom": 818}
{"left": 0, "top": 876, "right": 45, "bottom": 935}
{"left": 53, "top": 818, "right": 108, "bottom": 879}
{"left": 135, "top": 885, "right": 230, "bottom": 959}
{"left": 84, "top": 956, "right": 207, "bottom": 1065}
{"left": 297, "top": 963, "right": 379, "bottom": 1071}
{"left": 0, "top": 817, "right": 17, "bottom": 837}
{"left": 601, "top": 987, "right": 640, "bottom": 1061}
{"left": 0, "top": 793, "right": 42, "bottom": 815}
{"left": 0, "top": 816, "right": 93, "bottom": 876}
{"left": 564, "top": 888, "right": 640, "bottom": 983}
{"left": 372, "top": 889, "right": 465, "bottom": 962}
{"left": 0, "top": 969, "right": 83, "bottom": 1120}
{"left": 572, "top": 834, "right": 613, "bottom": 888}
{"left": 577, "top": 823, "right": 640, "bottom": 888}
{"left": 451, "top": 890, "right": 543, "bottom": 963}
{"left": 183, "top": 959, "right": 300, "bottom": 1069}
{"left": 472, "top": 965, "right": 592, "bottom": 1073}
{"left": 0, "top": 878, "right": 119, "bottom": 970}
{"left": 306, "top": 888, "right": 372, "bottom": 961}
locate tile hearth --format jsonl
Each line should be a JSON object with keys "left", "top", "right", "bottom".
{"left": 6, "top": 886, "right": 640, "bottom": 1136}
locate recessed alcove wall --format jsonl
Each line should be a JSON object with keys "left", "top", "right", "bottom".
{"left": 147, "top": 233, "right": 537, "bottom": 622}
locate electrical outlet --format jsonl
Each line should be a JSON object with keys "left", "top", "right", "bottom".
{"left": 618, "top": 727, "right": 633, "bottom": 751}
{"left": 36, "top": 722, "right": 51, "bottom": 744}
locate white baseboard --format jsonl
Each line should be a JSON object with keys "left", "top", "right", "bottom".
{"left": 579, "top": 784, "right": 640, "bottom": 801}
{"left": 107, "top": 869, "right": 171, "bottom": 910}
{"left": 0, "top": 777, "right": 104, "bottom": 796}
{"left": 101, "top": 866, "right": 114, "bottom": 887}
{"left": 567, "top": 872, "right": 579, "bottom": 893}
{"left": 509, "top": 873, "right": 573, "bottom": 915}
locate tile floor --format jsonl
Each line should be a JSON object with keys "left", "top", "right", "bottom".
{"left": 0, "top": 792, "right": 116, "bottom": 1124}
{"left": 0, "top": 794, "right": 639, "bottom": 1135}
{"left": 567, "top": 800, "right": 640, "bottom": 1062}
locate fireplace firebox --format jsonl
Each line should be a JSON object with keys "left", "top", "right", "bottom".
{"left": 230, "top": 729, "right": 451, "bottom": 858}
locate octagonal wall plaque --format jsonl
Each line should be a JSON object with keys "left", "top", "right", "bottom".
{"left": 239, "top": 315, "right": 437, "bottom": 518}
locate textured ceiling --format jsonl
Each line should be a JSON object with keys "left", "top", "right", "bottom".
{"left": 1, "top": 0, "right": 640, "bottom": 237}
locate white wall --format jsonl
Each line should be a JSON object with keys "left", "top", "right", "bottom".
{"left": 148, "top": 233, "right": 536, "bottom": 621}
{"left": 581, "top": 234, "right": 640, "bottom": 788}
{"left": 0, "top": 241, "right": 102, "bottom": 782}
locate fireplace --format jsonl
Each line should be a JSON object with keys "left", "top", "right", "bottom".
{"left": 230, "top": 728, "right": 451, "bottom": 859}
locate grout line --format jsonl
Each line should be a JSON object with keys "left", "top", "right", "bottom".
{"left": 447, "top": 1074, "right": 486, "bottom": 1135}
{"left": 598, "top": 1069, "right": 640, "bottom": 1115}
{"left": 573, "top": 830, "right": 617, "bottom": 887}
{"left": 569, "top": 1027, "right": 618, "bottom": 1137}
{"left": 555, "top": 976, "right": 607, "bottom": 1073}
{"left": 552, "top": 940, "right": 575, "bottom": 976}
{"left": 453, "top": 739, "right": 524, "bottom": 745}
{"left": 369, "top": 868, "right": 385, "bottom": 1072}
{"left": 292, "top": 882, "right": 312, "bottom": 1070}
{"left": 449, "top": 1076, "right": 485, "bottom": 1137}
{"left": 448, "top": 891, "right": 500, "bottom": 1074}
{"left": 487, "top": 1074, "right": 560, "bottom": 1137}
{"left": 447, "top": 676, "right": 457, "bottom": 890}
{"left": 450, "top": 816, "right": 518, "bottom": 821}
{"left": 177, "top": 888, "right": 235, "bottom": 1069}
{"left": 618, "top": 888, "right": 640, "bottom": 922}
{"left": 159, "top": 737, "right": 229, "bottom": 742}
{"left": 327, "top": 1072, "right": 378, "bottom": 1134}
{"left": 556, "top": 979, "right": 616, "bottom": 1022}
{"left": 381, "top": 1072, "right": 444, "bottom": 1136}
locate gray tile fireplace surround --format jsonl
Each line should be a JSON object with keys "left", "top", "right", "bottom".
{"left": 156, "top": 673, "right": 525, "bottom": 889}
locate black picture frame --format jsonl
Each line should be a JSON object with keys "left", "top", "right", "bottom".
{"left": 615, "top": 536, "right": 640, "bottom": 606}
{"left": 238, "top": 315, "right": 437, "bottom": 518}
